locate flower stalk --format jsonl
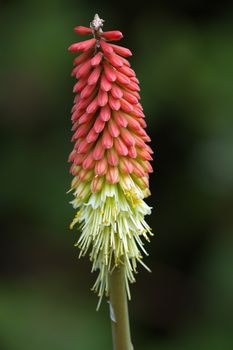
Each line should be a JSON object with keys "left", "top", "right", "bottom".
{"left": 109, "top": 265, "right": 133, "bottom": 350}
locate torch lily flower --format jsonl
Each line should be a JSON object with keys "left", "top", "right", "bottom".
{"left": 68, "top": 14, "right": 153, "bottom": 307}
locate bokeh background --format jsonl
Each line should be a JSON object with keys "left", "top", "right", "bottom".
{"left": 1, "top": 0, "right": 233, "bottom": 349}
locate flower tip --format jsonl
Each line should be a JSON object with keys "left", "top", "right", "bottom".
{"left": 91, "top": 14, "right": 104, "bottom": 32}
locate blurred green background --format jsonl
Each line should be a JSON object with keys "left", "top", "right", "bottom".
{"left": 1, "top": 0, "right": 233, "bottom": 349}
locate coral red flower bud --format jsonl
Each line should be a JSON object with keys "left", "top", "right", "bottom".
{"left": 94, "top": 116, "right": 105, "bottom": 133}
{"left": 119, "top": 157, "right": 133, "bottom": 174}
{"left": 115, "top": 70, "right": 131, "bottom": 85}
{"left": 111, "top": 84, "right": 123, "bottom": 99}
{"left": 138, "top": 118, "right": 147, "bottom": 128}
{"left": 102, "top": 128, "right": 113, "bottom": 149}
{"left": 95, "top": 158, "right": 108, "bottom": 176}
{"left": 109, "top": 43, "right": 132, "bottom": 57}
{"left": 77, "top": 112, "right": 93, "bottom": 125}
{"left": 100, "top": 74, "right": 112, "bottom": 91}
{"left": 103, "top": 62, "right": 117, "bottom": 82}
{"left": 128, "top": 145, "right": 137, "bottom": 158}
{"left": 120, "top": 128, "right": 135, "bottom": 146}
{"left": 127, "top": 81, "right": 140, "bottom": 92}
{"left": 76, "top": 60, "right": 92, "bottom": 78}
{"left": 91, "top": 176, "right": 104, "bottom": 192}
{"left": 68, "top": 149, "right": 76, "bottom": 162}
{"left": 109, "top": 95, "right": 121, "bottom": 110}
{"left": 105, "top": 53, "right": 124, "bottom": 68}
{"left": 82, "top": 153, "right": 95, "bottom": 169}
{"left": 91, "top": 52, "right": 103, "bottom": 66}
{"left": 143, "top": 161, "right": 153, "bottom": 173}
{"left": 80, "top": 84, "right": 96, "bottom": 99}
{"left": 107, "top": 148, "right": 119, "bottom": 166}
{"left": 145, "top": 144, "right": 154, "bottom": 154}
{"left": 114, "top": 137, "right": 128, "bottom": 156}
{"left": 132, "top": 108, "right": 144, "bottom": 119}
{"left": 100, "top": 105, "right": 111, "bottom": 121}
{"left": 73, "top": 78, "right": 88, "bottom": 93}
{"left": 73, "top": 50, "right": 93, "bottom": 66}
{"left": 72, "top": 124, "right": 89, "bottom": 139}
{"left": 120, "top": 98, "right": 133, "bottom": 113}
{"left": 114, "top": 111, "right": 128, "bottom": 128}
{"left": 125, "top": 115, "right": 140, "bottom": 130}
{"left": 79, "top": 168, "right": 93, "bottom": 181}
{"left": 73, "top": 153, "right": 85, "bottom": 166}
{"left": 68, "top": 38, "right": 96, "bottom": 52}
{"left": 131, "top": 76, "right": 139, "bottom": 83}
{"left": 86, "top": 96, "right": 99, "bottom": 114}
{"left": 74, "top": 26, "right": 93, "bottom": 35}
{"left": 115, "top": 54, "right": 131, "bottom": 67}
{"left": 88, "top": 65, "right": 101, "bottom": 85}
{"left": 93, "top": 139, "right": 105, "bottom": 160}
{"left": 118, "top": 65, "right": 135, "bottom": 77}
{"left": 131, "top": 159, "right": 146, "bottom": 177}
{"left": 76, "top": 94, "right": 94, "bottom": 111}
{"left": 123, "top": 90, "right": 138, "bottom": 104}
{"left": 98, "top": 89, "right": 108, "bottom": 107}
{"left": 106, "top": 166, "right": 119, "bottom": 183}
{"left": 108, "top": 118, "right": 120, "bottom": 137}
{"left": 99, "top": 40, "right": 114, "bottom": 54}
{"left": 86, "top": 128, "right": 99, "bottom": 143}
{"left": 101, "top": 31, "right": 123, "bottom": 41}
{"left": 95, "top": 158, "right": 108, "bottom": 175}
{"left": 77, "top": 138, "right": 92, "bottom": 154}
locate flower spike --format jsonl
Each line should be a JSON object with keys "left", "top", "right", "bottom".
{"left": 68, "top": 14, "right": 153, "bottom": 307}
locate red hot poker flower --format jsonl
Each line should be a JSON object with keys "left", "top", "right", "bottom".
{"left": 68, "top": 14, "right": 153, "bottom": 307}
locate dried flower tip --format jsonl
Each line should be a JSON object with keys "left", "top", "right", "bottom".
{"left": 90, "top": 14, "right": 104, "bottom": 32}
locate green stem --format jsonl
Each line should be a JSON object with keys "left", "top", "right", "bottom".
{"left": 109, "top": 266, "right": 133, "bottom": 350}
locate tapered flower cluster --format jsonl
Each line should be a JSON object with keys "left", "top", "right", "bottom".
{"left": 68, "top": 15, "right": 153, "bottom": 306}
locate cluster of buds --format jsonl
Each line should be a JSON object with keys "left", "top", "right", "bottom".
{"left": 68, "top": 15, "right": 153, "bottom": 306}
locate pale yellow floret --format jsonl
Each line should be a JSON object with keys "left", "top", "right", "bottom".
{"left": 69, "top": 210, "right": 82, "bottom": 230}
{"left": 124, "top": 188, "right": 143, "bottom": 207}
{"left": 70, "top": 176, "right": 153, "bottom": 308}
